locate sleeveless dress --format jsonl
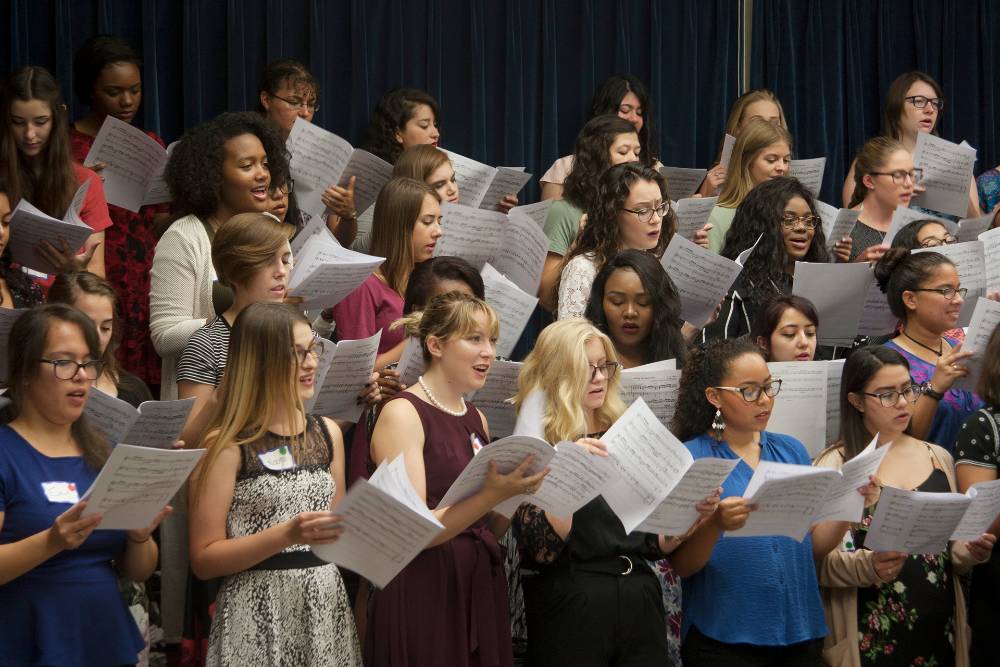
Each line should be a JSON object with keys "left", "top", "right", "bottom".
{"left": 364, "top": 392, "right": 513, "bottom": 667}
{"left": 205, "top": 416, "right": 361, "bottom": 666}
{"left": 855, "top": 467, "right": 956, "bottom": 666}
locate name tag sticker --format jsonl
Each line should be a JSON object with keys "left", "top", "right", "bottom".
{"left": 470, "top": 433, "right": 485, "bottom": 456}
{"left": 41, "top": 481, "right": 80, "bottom": 504}
{"left": 258, "top": 446, "right": 297, "bottom": 471}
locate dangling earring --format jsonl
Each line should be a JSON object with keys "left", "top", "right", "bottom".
{"left": 711, "top": 409, "right": 726, "bottom": 440}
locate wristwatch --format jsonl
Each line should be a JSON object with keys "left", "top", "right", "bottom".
{"left": 922, "top": 382, "right": 944, "bottom": 401}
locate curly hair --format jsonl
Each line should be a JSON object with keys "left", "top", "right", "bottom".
{"left": 165, "top": 111, "right": 289, "bottom": 219}
{"left": 584, "top": 249, "right": 688, "bottom": 366}
{"left": 565, "top": 163, "right": 673, "bottom": 272}
{"left": 73, "top": 35, "right": 142, "bottom": 104}
{"left": 361, "top": 88, "right": 441, "bottom": 165}
{"left": 671, "top": 338, "right": 763, "bottom": 442}
{"left": 562, "top": 115, "right": 639, "bottom": 212}
{"left": 588, "top": 74, "right": 657, "bottom": 166}
{"left": 873, "top": 247, "right": 954, "bottom": 321}
{"left": 719, "top": 176, "right": 829, "bottom": 304}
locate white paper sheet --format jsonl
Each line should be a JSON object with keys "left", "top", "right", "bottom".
{"left": 981, "top": 227, "right": 1000, "bottom": 293}
{"left": 84, "top": 388, "right": 195, "bottom": 449}
{"left": 857, "top": 280, "right": 899, "bottom": 337}
{"left": 478, "top": 167, "right": 533, "bottom": 211}
{"left": 481, "top": 263, "right": 537, "bottom": 358}
{"left": 635, "top": 457, "right": 739, "bottom": 535}
{"left": 865, "top": 485, "right": 972, "bottom": 554}
{"left": 673, "top": 196, "right": 718, "bottom": 241}
{"left": 765, "top": 362, "right": 828, "bottom": 457}
{"left": 8, "top": 182, "right": 95, "bottom": 275}
{"left": 338, "top": 149, "right": 395, "bottom": 215}
{"left": 527, "top": 440, "right": 619, "bottom": 518}
{"left": 81, "top": 444, "right": 205, "bottom": 529}
{"left": 719, "top": 134, "right": 737, "bottom": 168}
{"left": 288, "top": 233, "right": 384, "bottom": 309}
{"left": 84, "top": 115, "right": 169, "bottom": 212}
{"left": 443, "top": 150, "right": 499, "bottom": 207}
{"left": 734, "top": 461, "right": 842, "bottom": 540}
{"left": 951, "top": 478, "right": 1000, "bottom": 541}
{"left": 512, "top": 389, "right": 547, "bottom": 440}
{"left": 395, "top": 338, "right": 426, "bottom": 389}
{"left": 812, "top": 436, "right": 889, "bottom": 524}
{"left": 815, "top": 200, "right": 860, "bottom": 250}
{"left": 600, "top": 398, "right": 695, "bottom": 532}
{"left": 911, "top": 133, "right": 977, "bottom": 218}
{"left": 952, "top": 298, "right": 1000, "bottom": 392}
{"left": 509, "top": 200, "right": 554, "bottom": 228}
{"left": 790, "top": 157, "right": 826, "bottom": 197}
{"left": 466, "top": 360, "right": 522, "bottom": 440}
{"left": 618, "top": 362, "right": 681, "bottom": 427}
{"left": 437, "top": 435, "right": 554, "bottom": 510}
{"left": 142, "top": 140, "right": 179, "bottom": 206}
{"left": 659, "top": 166, "right": 707, "bottom": 200}
{"left": 307, "top": 330, "right": 381, "bottom": 422}
{"left": 792, "top": 262, "right": 874, "bottom": 344}
{"left": 825, "top": 359, "right": 846, "bottom": 445}
{"left": 660, "top": 234, "right": 744, "bottom": 328}
{"left": 956, "top": 213, "right": 995, "bottom": 243}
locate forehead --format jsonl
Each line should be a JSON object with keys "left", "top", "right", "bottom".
{"left": 921, "top": 262, "right": 959, "bottom": 284}
{"left": 783, "top": 196, "right": 810, "bottom": 213}
{"left": 292, "top": 321, "right": 313, "bottom": 344}
{"left": 611, "top": 131, "right": 640, "bottom": 147}
{"left": 418, "top": 193, "right": 441, "bottom": 215}
{"left": 73, "top": 292, "right": 114, "bottom": 316}
{"left": 273, "top": 79, "right": 316, "bottom": 99}
{"left": 428, "top": 161, "right": 454, "bottom": 179}
{"left": 605, "top": 267, "right": 644, "bottom": 292}
{"left": 584, "top": 336, "right": 607, "bottom": 360}
{"left": 744, "top": 100, "right": 780, "bottom": 119}
{"left": 407, "top": 103, "right": 436, "bottom": 121}
{"left": 721, "top": 351, "right": 769, "bottom": 383}
{"left": 620, "top": 90, "right": 641, "bottom": 107}
{"left": 44, "top": 320, "right": 89, "bottom": 353}
{"left": 905, "top": 80, "right": 938, "bottom": 98}
{"left": 759, "top": 141, "right": 790, "bottom": 155}
{"left": 866, "top": 363, "right": 911, "bottom": 388}
{"left": 98, "top": 61, "right": 141, "bottom": 85}
{"left": 776, "top": 306, "right": 814, "bottom": 327}
{"left": 916, "top": 222, "right": 948, "bottom": 238}
{"left": 882, "top": 149, "right": 913, "bottom": 170}
{"left": 626, "top": 178, "right": 662, "bottom": 202}
{"left": 223, "top": 133, "right": 265, "bottom": 158}
{"left": 10, "top": 98, "right": 52, "bottom": 117}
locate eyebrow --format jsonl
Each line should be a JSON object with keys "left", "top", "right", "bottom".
{"left": 738, "top": 376, "right": 773, "bottom": 386}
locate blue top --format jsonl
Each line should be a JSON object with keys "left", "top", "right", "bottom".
{"left": 885, "top": 338, "right": 983, "bottom": 453}
{"left": 681, "top": 431, "right": 827, "bottom": 646}
{"left": 0, "top": 425, "right": 143, "bottom": 666}
{"left": 976, "top": 168, "right": 1000, "bottom": 214}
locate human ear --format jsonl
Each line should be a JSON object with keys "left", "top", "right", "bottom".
{"left": 847, "top": 392, "right": 865, "bottom": 414}
{"left": 425, "top": 334, "right": 445, "bottom": 360}
{"left": 259, "top": 91, "right": 272, "bottom": 111}
{"left": 704, "top": 387, "right": 722, "bottom": 410}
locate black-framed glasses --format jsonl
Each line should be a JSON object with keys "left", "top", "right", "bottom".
{"left": 860, "top": 384, "right": 919, "bottom": 408}
{"left": 918, "top": 233, "right": 956, "bottom": 248}
{"left": 713, "top": 380, "right": 783, "bottom": 402}
{"left": 269, "top": 92, "right": 319, "bottom": 112}
{"left": 780, "top": 213, "right": 821, "bottom": 230}
{"left": 911, "top": 286, "right": 967, "bottom": 301}
{"left": 588, "top": 362, "right": 621, "bottom": 381}
{"left": 294, "top": 340, "right": 326, "bottom": 364}
{"left": 904, "top": 95, "right": 945, "bottom": 111}
{"left": 38, "top": 358, "right": 103, "bottom": 380}
{"left": 622, "top": 200, "right": 672, "bottom": 224}
{"left": 269, "top": 178, "right": 294, "bottom": 196}
{"left": 870, "top": 168, "right": 924, "bottom": 185}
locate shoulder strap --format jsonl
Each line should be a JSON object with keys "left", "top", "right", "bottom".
{"left": 314, "top": 415, "right": 335, "bottom": 462}
{"left": 982, "top": 408, "right": 1000, "bottom": 460}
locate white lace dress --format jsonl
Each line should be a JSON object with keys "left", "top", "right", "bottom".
{"left": 557, "top": 253, "right": 598, "bottom": 320}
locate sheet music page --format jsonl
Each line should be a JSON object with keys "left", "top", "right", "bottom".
{"left": 528, "top": 440, "right": 619, "bottom": 518}
{"left": 865, "top": 486, "right": 972, "bottom": 554}
{"left": 956, "top": 213, "right": 994, "bottom": 243}
{"left": 478, "top": 167, "right": 532, "bottom": 211}
{"left": 442, "top": 150, "right": 497, "bottom": 207}
{"left": 466, "top": 360, "right": 522, "bottom": 440}
{"left": 480, "top": 263, "right": 537, "bottom": 358}
{"left": 674, "top": 196, "right": 718, "bottom": 241}
{"left": 815, "top": 200, "right": 860, "bottom": 250}
{"left": 952, "top": 298, "right": 1000, "bottom": 392}
{"left": 951, "top": 478, "right": 1000, "bottom": 541}
{"left": 142, "top": 140, "right": 180, "bottom": 206}
{"left": 124, "top": 397, "right": 197, "bottom": 449}
{"left": 658, "top": 166, "right": 707, "bottom": 200}
{"left": 288, "top": 234, "right": 384, "bottom": 309}
{"left": 792, "top": 262, "right": 874, "bottom": 344}
{"left": 618, "top": 362, "right": 681, "bottom": 427}
{"left": 719, "top": 134, "right": 737, "bottom": 168}
{"left": 80, "top": 445, "right": 205, "bottom": 529}
{"left": 883, "top": 205, "right": 955, "bottom": 246}
{"left": 789, "top": 157, "right": 826, "bottom": 197}
{"left": 8, "top": 196, "right": 95, "bottom": 275}
{"left": 765, "top": 362, "right": 829, "bottom": 457}
{"left": 338, "top": 149, "right": 394, "bottom": 215}
{"left": 825, "top": 360, "right": 846, "bottom": 445}
{"left": 981, "top": 227, "right": 1000, "bottom": 293}
{"left": 286, "top": 117, "right": 355, "bottom": 217}
{"left": 660, "top": 234, "right": 743, "bottom": 328}
{"left": 911, "top": 133, "right": 977, "bottom": 218}
{"left": 812, "top": 436, "right": 889, "bottom": 524}
{"left": 509, "top": 200, "right": 554, "bottom": 228}
{"left": 83, "top": 387, "right": 139, "bottom": 444}
{"left": 84, "top": 115, "right": 167, "bottom": 212}
{"left": 309, "top": 331, "right": 382, "bottom": 422}
{"left": 636, "top": 457, "right": 739, "bottom": 535}
{"left": 492, "top": 210, "right": 550, "bottom": 295}
{"left": 437, "top": 435, "right": 555, "bottom": 510}
{"left": 734, "top": 462, "right": 841, "bottom": 540}
{"left": 432, "top": 202, "right": 504, "bottom": 269}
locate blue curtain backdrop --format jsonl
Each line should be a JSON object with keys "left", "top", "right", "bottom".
{"left": 752, "top": 0, "right": 1000, "bottom": 206}
{"left": 1, "top": 0, "right": 741, "bottom": 201}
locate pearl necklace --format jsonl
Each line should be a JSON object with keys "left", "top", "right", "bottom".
{"left": 417, "top": 375, "right": 468, "bottom": 417}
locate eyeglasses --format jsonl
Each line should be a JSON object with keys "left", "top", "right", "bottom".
{"left": 588, "top": 362, "right": 621, "bottom": 381}
{"left": 860, "top": 384, "right": 919, "bottom": 408}
{"left": 295, "top": 340, "right": 326, "bottom": 364}
{"left": 269, "top": 178, "right": 294, "bottom": 196}
{"left": 269, "top": 92, "right": 319, "bottom": 113}
{"left": 911, "top": 286, "right": 967, "bottom": 301}
{"left": 780, "top": 213, "right": 821, "bottom": 230}
{"left": 918, "top": 233, "right": 956, "bottom": 248}
{"left": 870, "top": 168, "right": 924, "bottom": 185}
{"left": 38, "top": 358, "right": 104, "bottom": 380}
{"left": 622, "top": 201, "right": 672, "bottom": 224}
{"left": 904, "top": 95, "right": 945, "bottom": 111}
{"left": 713, "top": 380, "right": 783, "bottom": 402}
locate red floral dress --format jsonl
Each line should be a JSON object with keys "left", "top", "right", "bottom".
{"left": 70, "top": 126, "right": 168, "bottom": 386}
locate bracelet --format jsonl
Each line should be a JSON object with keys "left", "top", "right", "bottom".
{"left": 127, "top": 534, "right": 152, "bottom": 544}
{"left": 922, "top": 382, "right": 944, "bottom": 401}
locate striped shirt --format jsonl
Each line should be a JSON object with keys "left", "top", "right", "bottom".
{"left": 176, "top": 316, "right": 231, "bottom": 388}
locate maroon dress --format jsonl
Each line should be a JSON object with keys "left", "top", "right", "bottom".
{"left": 70, "top": 125, "right": 168, "bottom": 386}
{"left": 365, "top": 392, "right": 513, "bottom": 667}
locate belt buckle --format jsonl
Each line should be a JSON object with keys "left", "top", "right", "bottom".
{"left": 619, "top": 555, "right": 633, "bottom": 576}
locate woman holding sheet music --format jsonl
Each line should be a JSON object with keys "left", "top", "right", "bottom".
{"left": 705, "top": 118, "right": 793, "bottom": 252}
{"left": 394, "top": 143, "right": 519, "bottom": 213}
{"left": 816, "top": 345, "right": 993, "bottom": 666}
{"left": 0, "top": 304, "right": 169, "bottom": 666}
{"left": 846, "top": 137, "right": 917, "bottom": 263}
{"left": 955, "top": 324, "right": 1000, "bottom": 665}
{"left": 49, "top": 271, "right": 153, "bottom": 407}
{"left": 150, "top": 111, "right": 289, "bottom": 400}
{"left": 365, "top": 291, "right": 545, "bottom": 666}
{"left": 0, "top": 66, "right": 111, "bottom": 281}
{"left": 670, "top": 339, "right": 872, "bottom": 666}
{"left": 703, "top": 177, "right": 835, "bottom": 345}
{"left": 511, "top": 318, "right": 716, "bottom": 666}
{"left": 0, "top": 180, "right": 43, "bottom": 308}
{"left": 584, "top": 248, "right": 689, "bottom": 368}
{"left": 70, "top": 35, "right": 170, "bottom": 388}
{"left": 874, "top": 247, "right": 982, "bottom": 449}
{"left": 557, "top": 163, "right": 674, "bottom": 319}
{"left": 188, "top": 302, "right": 361, "bottom": 666}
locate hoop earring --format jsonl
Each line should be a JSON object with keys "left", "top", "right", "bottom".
{"left": 711, "top": 409, "right": 726, "bottom": 440}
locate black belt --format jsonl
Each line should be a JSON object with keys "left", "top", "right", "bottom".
{"left": 571, "top": 555, "right": 637, "bottom": 576}
{"left": 249, "top": 550, "right": 328, "bottom": 571}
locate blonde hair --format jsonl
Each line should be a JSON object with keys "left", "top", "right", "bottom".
{"left": 848, "top": 136, "right": 906, "bottom": 208}
{"left": 724, "top": 89, "right": 789, "bottom": 136}
{"left": 370, "top": 177, "right": 441, "bottom": 295}
{"left": 393, "top": 144, "right": 452, "bottom": 183}
{"left": 395, "top": 291, "right": 500, "bottom": 363}
{"left": 212, "top": 212, "right": 295, "bottom": 289}
{"left": 512, "top": 319, "right": 626, "bottom": 443}
{"left": 717, "top": 118, "right": 793, "bottom": 208}
{"left": 193, "top": 303, "right": 309, "bottom": 502}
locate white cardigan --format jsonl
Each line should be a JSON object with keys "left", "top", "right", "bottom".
{"left": 149, "top": 214, "right": 215, "bottom": 399}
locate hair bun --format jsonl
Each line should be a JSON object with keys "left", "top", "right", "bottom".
{"left": 873, "top": 246, "right": 910, "bottom": 293}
